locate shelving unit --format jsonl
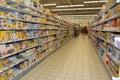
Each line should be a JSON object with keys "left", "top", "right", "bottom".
{"left": 89, "top": 0, "right": 120, "bottom": 79}
{"left": 0, "top": 0, "right": 73, "bottom": 80}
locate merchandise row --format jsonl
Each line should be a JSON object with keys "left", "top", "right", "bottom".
{"left": 0, "top": 0, "right": 44, "bottom": 17}
{"left": 90, "top": 31, "right": 120, "bottom": 49}
{"left": 0, "top": 1, "right": 73, "bottom": 80}
{"left": 91, "top": 16, "right": 120, "bottom": 31}
{"left": 89, "top": 35, "right": 119, "bottom": 77}
{"left": 0, "top": 39, "right": 59, "bottom": 80}
{"left": 0, "top": 19, "right": 56, "bottom": 29}
{"left": 90, "top": 0, "right": 120, "bottom": 27}
{"left": 0, "top": 35, "right": 57, "bottom": 58}
{"left": 0, "top": 30, "right": 59, "bottom": 43}
{"left": 0, "top": 0, "right": 70, "bottom": 28}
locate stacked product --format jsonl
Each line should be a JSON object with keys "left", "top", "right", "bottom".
{"left": 89, "top": 0, "right": 120, "bottom": 78}
{"left": 0, "top": 0, "right": 73, "bottom": 80}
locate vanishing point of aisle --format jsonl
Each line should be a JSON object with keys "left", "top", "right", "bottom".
{"left": 20, "top": 36, "right": 111, "bottom": 80}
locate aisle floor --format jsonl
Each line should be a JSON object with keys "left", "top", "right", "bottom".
{"left": 20, "top": 35, "right": 111, "bottom": 80}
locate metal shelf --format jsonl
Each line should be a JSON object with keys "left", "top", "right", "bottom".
{"left": 0, "top": 37, "right": 38, "bottom": 45}
{"left": 0, "top": 37, "right": 58, "bottom": 60}
{"left": 89, "top": 37, "right": 114, "bottom": 77}
{"left": 89, "top": 29, "right": 120, "bottom": 33}
{"left": 98, "top": 44, "right": 120, "bottom": 65}
{"left": 7, "top": 0, "right": 45, "bottom": 18}
{"left": 90, "top": 2, "right": 119, "bottom": 26}
{"left": 0, "top": 33, "right": 57, "bottom": 45}
{"left": 0, "top": 59, "right": 26, "bottom": 73}
{"left": 0, "top": 5, "right": 42, "bottom": 17}
{"left": 91, "top": 14, "right": 120, "bottom": 28}
{"left": 11, "top": 40, "right": 69, "bottom": 80}
{"left": 0, "top": 28, "right": 59, "bottom": 30}
{"left": 90, "top": 33, "right": 120, "bottom": 50}
{"left": 42, "top": 38, "right": 58, "bottom": 44}
{"left": 0, "top": 44, "right": 41, "bottom": 60}
{"left": 5, "top": 0, "right": 70, "bottom": 26}
{"left": 0, "top": 16, "right": 56, "bottom": 25}
{"left": 0, "top": 43, "right": 55, "bottom": 74}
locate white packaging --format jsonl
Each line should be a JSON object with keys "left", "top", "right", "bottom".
{"left": 117, "top": 0, "right": 120, "bottom": 3}
{"left": 114, "top": 37, "right": 120, "bottom": 48}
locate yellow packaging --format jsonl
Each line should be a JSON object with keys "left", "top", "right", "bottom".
{"left": 0, "top": 31, "right": 5, "bottom": 42}
{"left": 0, "top": 77, "right": 7, "bottom": 80}
{"left": 7, "top": 69, "right": 15, "bottom": 79}
{"left": 41, "top": 19, "right": 46, "bottom": 23}
{"left": 16, "top": 0, "right": 25, "bottom": 3}
{"left": 0, "top": 12, "right": 5, "bottom": 17}
{"left": 4, "top": 31, "right": 9, "bottom": 41}
{"left": 11, "top": 21, "right": 17, "bottom": 28}
{"left": 0, "top": 60, "right": 4, "bottom": 70}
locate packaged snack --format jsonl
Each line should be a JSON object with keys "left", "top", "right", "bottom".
{"left": 0, "top": 59, "right": 4, "bottom": 70}
{"left": 0, "top": 72, "right": 7, "bottom": 80}
{"left": 110, "top": 19, "right": 116, "bottom": 28}
{"left": 19, "top": 63, "right": 25, "bottom": 70}
{"left": 0, "top": 19, "right": 7, "bottom": 28}
{"left": 14, "top": 42, "right": 20, "bottom": 52}
{"left": 0, "top": 11, "right": 5, "bottom": 17}
{"left": 7, "top": 68, "right": 15, "bottom": 79}
{"left": 6, "top": 43, "right": 14, "bottom": 54}
{"left": 6, "top": 20, "right": 12, "bottom": 29}
{"left": 2, "top": 58, "right": 11, "bottom": 68}
{"left": 11, "top": 21, "right": 17, "bottom": 28}
{"left": 116, "top": 18, "right": 120, "bottom": 30}
{"left": 0, "top": 31, "right": 5, "bottom": 42}
{"left": 0, "top": 44, "right": 7, "bottom": 56}
{"left": 114, "top": 4, "right": 120, "bottom": 15}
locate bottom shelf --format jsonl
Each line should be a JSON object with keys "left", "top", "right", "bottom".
{"left": 89, "top": 36, "right": 115, "bottom": 80}
{"left": 10, "top": 38, "right": 70, "bottom": 80}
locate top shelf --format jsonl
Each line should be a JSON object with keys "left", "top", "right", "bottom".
{"left": 90, "top": 2, "right": 120, "bottom": 27}
{"left": 7, "top": 0, "right": 70, "bottom": 25}
{"left": 0, "top": 4, "right": 43, "bottom": 18}
{"left": 7, "top": 0, "right": 45, "bottom": 15}
{"left": 90, "top": 14, "right": 120, "bottom": 28}
{"left": 0, "top": 0, "right": 71, "bottom": 26}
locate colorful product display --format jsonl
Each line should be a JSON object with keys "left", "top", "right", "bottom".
{"left": 89, "top": 0, "right": 120, "bottom": 78}
{"left": 0, "top": 0, "right": 73, "bottom": 80}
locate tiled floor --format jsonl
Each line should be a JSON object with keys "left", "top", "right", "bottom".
{"left": 20, "top": 35, "right": 111, "bottom": 80}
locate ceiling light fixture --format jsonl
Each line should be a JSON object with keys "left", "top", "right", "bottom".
{"left": 42, "top": 3, "right": 56, "bottom": 6}
{"left": 84, "top": 0, "right": 107, "bottom": 3}
{"left": 56, "top": 4, "right": 84, "bottom": 8}
{"left": 52, "top": 7, "right": 102, "bottom": 11}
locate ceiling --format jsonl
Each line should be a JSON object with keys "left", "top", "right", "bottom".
{"left": 40, "top": 0, "right": 106, "bottom": 25}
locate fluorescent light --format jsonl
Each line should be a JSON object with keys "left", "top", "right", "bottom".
{"left": 52, "top": 7, "right": 102, "bottom": 11}
{"left": 56, "top": 4, "right": 84, "bottom": 8}
{"left": 43, "top": 3, "right": 56, "bottom": 6}
{"left": 84, "top": 0, "right": 107, "bottom": 3}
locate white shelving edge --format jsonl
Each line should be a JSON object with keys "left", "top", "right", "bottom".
{"left": 0, "top": 37, "right": 58, "bottom": 60}
{"left": 90, "top": 33, "right": 120, "bottom": 50}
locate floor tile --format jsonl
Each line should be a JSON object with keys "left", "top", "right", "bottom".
{"left": 20, "top": 35, "right": 111, "bottom": 80}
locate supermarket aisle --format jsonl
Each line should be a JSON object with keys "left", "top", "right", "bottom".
{"left": 20, "top": 35, "right": 111, "bottom": 80}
